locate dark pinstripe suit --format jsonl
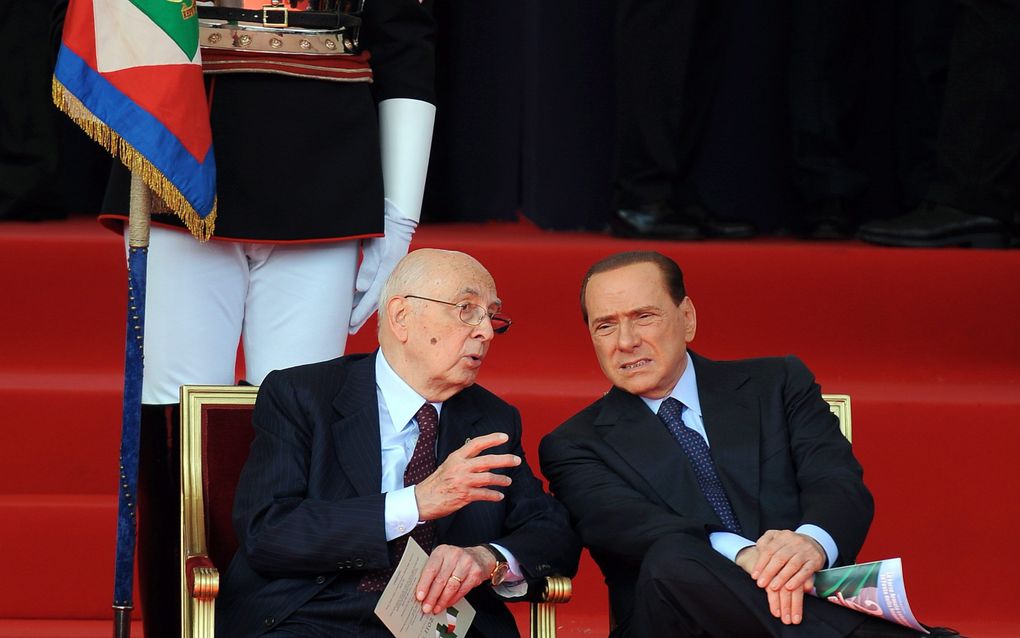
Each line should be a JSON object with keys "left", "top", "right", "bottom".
{"left": 216, "top": 352, "right": 579, "bottom": 637}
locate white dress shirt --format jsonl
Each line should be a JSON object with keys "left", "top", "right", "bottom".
{"left": 639, "top": 352, "right": 839, "bottom": 568}
{"left": 375, "top": 352, "right": 525, "bottom": 589}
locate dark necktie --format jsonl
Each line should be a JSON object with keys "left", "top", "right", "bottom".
{"left": 358, "top": 402, "right": 439, "bottom": 591}
{"left": 657, "top": 397, "right": 742, "bottom": 534}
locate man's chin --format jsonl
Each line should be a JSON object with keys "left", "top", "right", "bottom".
{"left": 609, "top": 371, "right": 655, "bottom": 396}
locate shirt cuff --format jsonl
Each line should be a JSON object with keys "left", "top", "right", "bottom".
{"left": 383, "top": 486, "right": 420, "bottom": 542}
{"left": 709, "top": 531, "right": 755, "bottom": 563}
{"left": 796, "top": 524, "right": 838, "bottom": 568}
{"left": 489, "top": 542, "right": 529, "bottom": 598}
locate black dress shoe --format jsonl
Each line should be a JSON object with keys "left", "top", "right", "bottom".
{"left": 857, "top": 203, "right": 1008, "bottom": 248}
{"left": 610, "top": 202, "right": 703, "bottom": 240}
{"left": 682, "top": 202, "right": 757, "bottom": 239}
{"left": 801, "top": 197, "right": 855, "bottom": 240}
{"left": 852, "top": 617, "right": 966, "bottom": 637}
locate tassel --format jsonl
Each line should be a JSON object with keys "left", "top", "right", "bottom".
{"left": 52, "top": 78, "right": 217, "bottom": 241}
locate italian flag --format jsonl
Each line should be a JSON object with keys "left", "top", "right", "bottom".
{"left": 54, "top": 0, "right": 217, "bottom": 239}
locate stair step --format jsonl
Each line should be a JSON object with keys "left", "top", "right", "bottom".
{"left": 4, "top": 219, "right": 1019, "bottom": 379}
{"left": 3, "top": 218, "right": 1018, "bottom": 633}
{"left": 3, "top": 396, "right": 1018, "bottom": 623}
{"left": 0, "top": 496, "right": 138, "bottom": 619}
{"left": 0, "top": 620, "right": 143, "bottom": 638}
{"left": 3, "top": 373, "right": 1018, "bottom": 494}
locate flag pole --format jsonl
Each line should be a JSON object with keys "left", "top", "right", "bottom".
{"left": 113, "top": 173, "right": 152, "bottom": 638}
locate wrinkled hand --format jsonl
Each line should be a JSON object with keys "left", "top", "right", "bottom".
{"left": 348, "top": 199, "right": 417, "bottom": 333}
{"left": 737, "top": 530, "right": 826, "bottom": 625}
{"left": 415, "top": 432, "right": 520, "bottom": 521}
{"left": 415, "top": 545, "right": 494, "bottom": 615}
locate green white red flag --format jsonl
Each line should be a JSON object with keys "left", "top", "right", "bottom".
{"left": 54, "top": 0, "right": 216, "bottom": 239}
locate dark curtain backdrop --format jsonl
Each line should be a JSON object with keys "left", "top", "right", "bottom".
{"left": 423, "top": 0, "right": 616, "bottom": 231}
{"left": 25, "top": 1, "right": 948, "bottom": 230}
{"left": 422, "top": 0, "right": 935, "bottom": 233}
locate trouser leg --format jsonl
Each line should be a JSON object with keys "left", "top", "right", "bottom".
{"left": 134, "top": 226, "right": 248, "bottom": 404}
{"left": 788, "top": 0, "right": 872, "bottom": 208}
{"left": 241, "top": 240, "right": 360, "bottom": 386}
{"left": 612, "top": 0, "right": 696, "bottom": 208}
{"left": 131, "top": 227, "right": 246, "bottom": 634}
{"left": 137, "top": 403, "right": 180, "bottom": 638}
{"left": 623, "top": 533, "right": 864, "bottom": 638}
{"left": 928, "top": 0, "right": 1020, "bottom": 222}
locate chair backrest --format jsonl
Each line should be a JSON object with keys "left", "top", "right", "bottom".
{"left": 180, "top": 385, "right": 260, "bottom": 613}
{"left": 822, "top": 393, "right": 852, "bottom": 442}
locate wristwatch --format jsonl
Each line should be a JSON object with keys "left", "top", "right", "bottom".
{"left": 481, "top": 543, "right": 510, "bottom": 586}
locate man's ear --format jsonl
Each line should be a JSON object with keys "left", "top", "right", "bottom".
{"left": 385, "top": 296, "right": 411, "bottom": 343}
{"left": 682, "top": 297, "right": 697, "bottom": 343}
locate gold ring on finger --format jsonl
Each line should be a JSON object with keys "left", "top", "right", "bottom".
{"left": 449, "top": 574, "right": 463, "bottom": 584}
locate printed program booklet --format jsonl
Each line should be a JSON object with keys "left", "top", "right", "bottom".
{"left": 375, "top": 538, "right": 476, "bottom": 638}
{"left": 811, "top": 557, "right": 928, "bottom": 633}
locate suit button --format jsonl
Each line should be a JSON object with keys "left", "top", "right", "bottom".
{"left": 315, "top": 575, "right": 326, "bottom": 584}
{"left": 263, "top": 617, "right": 275, "bottom": 627}
{"left": 354, "top": 558, "right": 365, "bottom": 568}
{"left": 336, "top": 562, "right": 345, "bottom": 570}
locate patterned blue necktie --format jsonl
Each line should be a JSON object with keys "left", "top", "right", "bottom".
{"left": 658, "top": 397, "right": 742, "bottom": 534}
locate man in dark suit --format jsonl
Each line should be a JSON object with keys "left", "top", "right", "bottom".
{"left": 217, "top": 248, "right": 579, "bottom": 637}
{"left": 539, "top": 250, "right": 954, "bottom": 637}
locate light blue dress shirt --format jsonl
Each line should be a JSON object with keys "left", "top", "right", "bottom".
{"left": 639, "top": 352, "right": 839, "bottom": 568}
{"left": 375, "top": 352, "right": 525, "bottom": 588}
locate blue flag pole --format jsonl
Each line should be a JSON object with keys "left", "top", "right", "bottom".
{"left": 113, "top": 174, "right": 151, "bottom": 638}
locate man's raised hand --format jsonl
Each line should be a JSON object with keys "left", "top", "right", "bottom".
{"left": 415, "top": 432, "right": 521, "bottom": 521}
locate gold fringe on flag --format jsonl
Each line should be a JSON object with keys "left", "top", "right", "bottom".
{"left": 52, "top": 77, "right": 217, "bottom": 241}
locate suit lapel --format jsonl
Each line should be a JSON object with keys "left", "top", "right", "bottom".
{"left": 691, "top": 353, "right": 761, "bottom": 536}
{"left": 596, "top": 387, "right": 714, "bottom": 521}
{"left": 434, "top": 389, "right": 486, "bottom": 539}
{"left": 330, "top": 354, "right": 383, "bottom": 498}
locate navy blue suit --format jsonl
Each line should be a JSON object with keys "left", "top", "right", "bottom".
{"left": 540, "top": 352, "right": 875, "bottom": 637}
{"left": 217, "top": 352, "right": 579, "bottom": 637}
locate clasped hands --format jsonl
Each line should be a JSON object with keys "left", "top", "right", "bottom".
{"left": 735, "top": 529, "right": 826, "bottom": 626}
{"left": 412, "top": 432, "right": 521, "bottom": 616}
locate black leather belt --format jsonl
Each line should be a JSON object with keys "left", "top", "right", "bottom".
{"left": 197, "top": 5, "right": 360, "bottom": 30}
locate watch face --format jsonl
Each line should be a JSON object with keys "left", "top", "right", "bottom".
{"left": 491, "top": 562, "right": 510, "bottom": 586}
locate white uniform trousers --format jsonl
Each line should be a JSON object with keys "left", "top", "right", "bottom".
{"left": 131, "top": 226, "right": 360, "bottom": 404}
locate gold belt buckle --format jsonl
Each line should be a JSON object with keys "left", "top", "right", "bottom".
{"left": 262, "top": 3, "right": 289, "bottom": 28}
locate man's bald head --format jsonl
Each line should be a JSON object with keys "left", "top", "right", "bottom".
{"left": 378, "top": 249, "right": 502, "bottom": 401}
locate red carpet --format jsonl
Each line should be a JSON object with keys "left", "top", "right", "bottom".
{"left": 1, "top": 217, "right": 1018, "bottom": 636}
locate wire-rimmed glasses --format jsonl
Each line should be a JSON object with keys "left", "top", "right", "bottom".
{"left": 403, "top": 295, "right": 512, "bottom": 334}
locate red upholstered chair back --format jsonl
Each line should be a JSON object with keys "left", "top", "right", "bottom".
{"left": 200, "top": 401, "right": 257, "bottom": 570}
{"left": 180, "top": 385, "right": 261, "bottom": 579}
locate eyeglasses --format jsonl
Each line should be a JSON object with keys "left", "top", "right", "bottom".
{"left": 403, "top": 295, "right": 512, "bottom": 334}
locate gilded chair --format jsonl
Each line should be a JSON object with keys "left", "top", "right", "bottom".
{"left": 179, "top": 384, "right": 571, "bottom": 638}
{"left": 822, "top": 393, "right": 852, "bottom": 442}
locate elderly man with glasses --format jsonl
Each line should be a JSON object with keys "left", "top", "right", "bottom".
{"left": 216, "top": 248, "right": 579, "bottom": 638}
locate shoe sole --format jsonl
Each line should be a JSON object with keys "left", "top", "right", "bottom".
{"left": 857, "top": 231, "right": 1009, "bottom": 249}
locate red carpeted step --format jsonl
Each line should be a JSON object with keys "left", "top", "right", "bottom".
{"left": 0, "top": 495, "right": 139, "bottom": 619}
{"left": 0, "top": 620, "right": 143, "bottom": 638}
{"left": 4, "top": 218, "right": 1019, "bottom": 382}
{"left": 0, "top": 374, "right": 122, "bottom": 494}
{"left": 2, "top": 217, "right": 1019, "bottom": 634}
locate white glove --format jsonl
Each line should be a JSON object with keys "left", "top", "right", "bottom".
{"left": 348, "top": 198, "right": 418, "bottom": 333}
{"left": 347, "top": 98, "right": 435, "bottom": 333}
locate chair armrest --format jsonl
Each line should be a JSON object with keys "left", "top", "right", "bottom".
{"left": 530, "top": 576, "right": 572, "bottom": 638}
{"left": 538, "top": 576, "right": 572, "bottom": 604}
{"left": 186, "top": 554, "right": 220, "bottom": 601}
